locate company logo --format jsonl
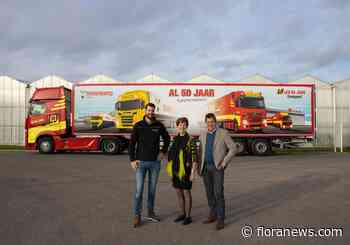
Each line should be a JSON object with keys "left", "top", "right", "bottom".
{"left": 80, "top": 90, "right": 113, "bottom": 99}
{"left": 277, "top": 88, "right": 305, "bottom": 98}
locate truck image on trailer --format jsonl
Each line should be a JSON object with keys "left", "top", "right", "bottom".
{"left": 208, "top": 91, "right": 267, "bottom": 132}
{"left": 26, "top": 82, "right": 315, "bottom": 156}
{"left": 88, "top": 113, "right": 115, "bottom": 130}
{"left": 266, "top": 112, "right": 293, "bottom": 129}
{"left": 115, "top": 90, "right": 176, "bottom": 129}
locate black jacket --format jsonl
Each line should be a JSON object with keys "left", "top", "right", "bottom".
{"left": 128, "top": 117, "right": 170, "bottom": 161}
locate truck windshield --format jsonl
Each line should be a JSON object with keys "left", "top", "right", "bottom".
{"left": 115, "top": 100, "right": 144, "bottom": 111}
{"left": 30, "top": 102, "right": 47, "bottom": 115}
{"left": 238, "top": 97, "right": 265, "bottom": 109}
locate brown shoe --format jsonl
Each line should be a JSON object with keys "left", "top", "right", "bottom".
{"left": 216, "top": 220, "right": 225, "bottom": 230}
{"left": 202, "top": 214, "right": 217, "bottom": 224}
{"left": 145, "top": 210, "right": 160, "bottom": 222}
{"left": 133, "top": 215, "right": 141, "bottom": 228}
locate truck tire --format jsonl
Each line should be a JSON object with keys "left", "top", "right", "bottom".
{"left": 251, "top": 139, "right": 271, "bottom": 156}
{"left": 101, "top": 139, "right": 120, "bottom": 154}
{"left": 247, "top": 142, "right": 254, "bottom": 155}
{"left": 118, "top": 137, "right": 129, "bottom": 154}
{"left": 235, "top": 141, "right": 247, "bottom": 155}
{"left": 38, "top": 137, "right": 54, "bottom": 154}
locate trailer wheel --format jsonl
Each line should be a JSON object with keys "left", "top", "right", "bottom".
{"left": 118, "top": 137, "right": 129, "bottom": 154}
{"left": 101, "top": 139, "right": 120, "bottom": 154}
{"left": 235, "top": 141, "right": 247, "bottom": 155}
{"left": 251, "top": 139, "right": 271, "bottom": 156}
{"left": 38, "top": 137, "right": 54, "bottom": 154}
{"left": 247, "top": 142, "right": 254, "bottom": 155}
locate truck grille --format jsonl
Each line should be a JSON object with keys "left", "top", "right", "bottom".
{"left": 90, "top": 116, "right": 100, "bottom": 120}
{"left": 251, "top": 112, "right": 262, "bottom": 122}
{"left": 121, "top": 116, "right": 133, "bottom": 126}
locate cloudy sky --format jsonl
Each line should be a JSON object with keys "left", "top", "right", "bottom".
{"left": 1, "top": 0, "right": 349, "bottom": 82}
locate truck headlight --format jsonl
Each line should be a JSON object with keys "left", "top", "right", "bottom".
{"left": 262, "top": 119, "right": 267, "bottom": 127}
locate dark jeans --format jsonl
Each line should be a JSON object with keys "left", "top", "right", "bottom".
{"left": 133, "top": 160, "right": 161, "bottom": 216}
{"left": 202, "top": 164, "right": 225, "bottom": 220}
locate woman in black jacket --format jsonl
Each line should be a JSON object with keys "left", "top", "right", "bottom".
{"left": 167, "top": 117, "right": 197, "bottom": 225}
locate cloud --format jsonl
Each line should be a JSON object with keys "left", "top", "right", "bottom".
{"left": 0, "top": 0, "right": 349, "bottom": 82}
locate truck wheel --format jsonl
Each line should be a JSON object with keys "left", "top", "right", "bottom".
{"left": 117, "top": 137, "right": 129, "bottom": 154}
{"left": 38, "top": 137, "right": 54, "bottom": 154}
{"left": 101, "top": 139, "right": 120, "bottom": 154}
{"left": 235, "top": 141, "right": 247, "bottom": 155}
{"left": 247, "top": 142, "right": 254, "bottom": 155}
{"left": 118, "top": 145, "right": 127, "bottom": 154}
{"left": 251, "top": 139, "right": 271, "bottom": 156}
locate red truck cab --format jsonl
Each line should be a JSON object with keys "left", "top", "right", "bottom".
{"left": 26, "top": 87, "right": 71, "bottom": 151}
{"left": 26, "top": 86, "right": 128, "bottom": 154}
{"left": 267, "top": 112, "right": 293, "bottom": 129}
{"left": 213, "top": 91, "right": 267, "bottom": 132}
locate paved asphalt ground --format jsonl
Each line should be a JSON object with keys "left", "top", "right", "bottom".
{"left": 0, "top": 151, "right": 349, "bottom": 245}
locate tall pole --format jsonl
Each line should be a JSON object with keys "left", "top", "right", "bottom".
{"left": 340, "top": 121, "right": 343, "bottom": 153}
{"left": 332, "top": 84, "right": 336, "bottom": 152}
{"left": 340, "top": 99, "right": 343, "bottom": 153}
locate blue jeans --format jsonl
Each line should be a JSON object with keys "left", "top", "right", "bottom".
{"left": 133, "top": 160, "right": 161, "bottom": 216}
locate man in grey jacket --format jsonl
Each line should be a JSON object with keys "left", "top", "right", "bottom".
{"left": 198, "top": 113, "right": 236, "bottom": 230}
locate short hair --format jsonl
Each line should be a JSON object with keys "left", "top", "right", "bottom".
{"left": 176, "top": 117, "right": 189, "bottom": 127}
{"left": 145, "top": 103, "right": 156, "bottom": 110}
{"left": 205, "top": 113, "right": 216, "bottom": 122}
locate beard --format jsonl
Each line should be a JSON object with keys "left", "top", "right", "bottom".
{"left": 145, "top": 114, "right": 155, "bottom": 121}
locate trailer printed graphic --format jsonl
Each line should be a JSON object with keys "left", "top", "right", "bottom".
{"left": 73, "top": 84, "right": 313, "bottom": 135}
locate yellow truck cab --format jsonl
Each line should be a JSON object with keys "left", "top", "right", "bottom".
{"left": 115, "top": 90, "right": 149, "bottom": 129}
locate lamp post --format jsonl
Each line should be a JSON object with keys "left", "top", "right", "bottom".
{"left": 331, "top": 84, "right": 336, "bottom": 152}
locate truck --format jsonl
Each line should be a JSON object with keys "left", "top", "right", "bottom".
{"left": 208, "top": 91, "right": 267, "bottom": 132}
{"left": 88, "top": 113, "right": 115, "bottom": 130}
{"left": 115, "top": 90, "right": 176, "bottom": 129}
{"left": 266, "top": 112, "right": 293, "bottom": 129}
{"left": 26, "top": 82, "right": 315, "bottom": 156}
